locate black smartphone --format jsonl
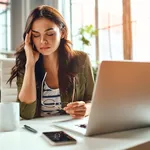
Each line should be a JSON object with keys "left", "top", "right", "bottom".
{"left": 41, "top": 131, "right": 77, "bottom": 146}
{"left": 127, "top": 141, "right": 150, "bottom": 150}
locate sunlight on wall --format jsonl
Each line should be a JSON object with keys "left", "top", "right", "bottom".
{"left": 131, "top": 0, "right": 150, "bottom": 61}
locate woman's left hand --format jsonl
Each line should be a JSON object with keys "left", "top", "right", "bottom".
{"left": 63, "top": 101, "right": 87, "bottom": 119}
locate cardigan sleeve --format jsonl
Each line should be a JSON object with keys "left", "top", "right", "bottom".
{"left": 17, "top": 75, "right": 36, "bottom": 119}
{"left": 83, "top": 54, "right": 94, "bottom": 102}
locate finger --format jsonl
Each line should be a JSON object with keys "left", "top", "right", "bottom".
{"left": 66, "top": 107, "right": 86, "bottom": 115}
{"left": 73, "top": 101, "right": 85, "bottom": 108}
{"left": 72, "top": 114, "right": 85, "bottom": 119}
{"left": 65, "top": 103, "right": 86, "bottom": 111}
{"left": 63, "top": 107, "right": 67, "bottom": 110}
{"left": 63, "top": 106, "right": 72, "bottom": 111}
{"left": 63, "top": 106, "right": 71, "bottom": 111}
{"left": 65, "top": 109, "right": 72, "bottom": 115}
{"left": 73, "top": 111, "right": 86, "bottom": 115}
{"left": 74, "top": 107, "right": 86, "bottom": 112}
{"left": 63, "top": 107, "right": 69, "bottom": 111}
{"left": 65, "top": 109, "right": 75, "bottom": 115}
{"left": 72, "top": 102, "right": 85, "bottom": 109}
{"left": 25, "top": 31, "right": 31, "bottom": 44}
{"left": 72, "top": 104, "right": 86, "bottom": 111}
{"left": 25, "top": 33, "right": 29, "bottom": 45}
{"left": 67, "top": 101, "right": 85, "bottom": 108}
{"left": 66, "top": 102, "right": 73, "bottom": 107}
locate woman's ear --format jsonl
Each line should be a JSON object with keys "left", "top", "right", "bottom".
{"left": 61, "top": 28, "right": 65, "bottom": 39}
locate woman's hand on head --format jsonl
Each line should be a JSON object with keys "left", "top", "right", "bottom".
{"left": 24, "top": 31, "right": 39, "bottom": 66}
{"left": 63, "top": 101, "right": 87, "bottom": 119}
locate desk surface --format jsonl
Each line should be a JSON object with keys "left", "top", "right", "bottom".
{"left": 0, "top": 115, "right": 150, "bottom": 150}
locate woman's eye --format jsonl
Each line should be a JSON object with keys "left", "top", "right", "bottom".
{"left": 32, "top": 35, "right": 40, "bottom": 38}
{"left": 47, "top": 33, "right": 54, "bottom": 36}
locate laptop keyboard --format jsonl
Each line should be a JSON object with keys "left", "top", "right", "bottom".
{"left": 75, "top": 124, "right": 87, "bottom": 128}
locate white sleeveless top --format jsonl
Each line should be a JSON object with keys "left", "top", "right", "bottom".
{"left": 41, "top": 82, "right": 62, "bottom": 117}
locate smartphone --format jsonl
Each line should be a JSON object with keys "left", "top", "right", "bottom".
{"left": 127, "top": 141, "right": 150, "bottom": 150}
{"left": 42, "top": 131, "right": 77, "bottom": 146}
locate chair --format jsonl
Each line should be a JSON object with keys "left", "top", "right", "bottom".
{"left": 0, "top": 58, "right": 17, "bottom": 102}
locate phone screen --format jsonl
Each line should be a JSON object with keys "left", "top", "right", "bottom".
{"left": 42, "top": 131, "right": 76, "bottom": 143}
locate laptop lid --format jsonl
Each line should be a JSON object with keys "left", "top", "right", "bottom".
{"left": 86, "top": 60, "right": 150, "bottom": 136}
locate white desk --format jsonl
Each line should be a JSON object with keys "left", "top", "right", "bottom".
{"left": 0, "top": 115, "right": 150, "bottom": 150}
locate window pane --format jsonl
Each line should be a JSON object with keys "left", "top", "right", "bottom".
{"left": 99, "top": 0, "right": 122, "bottom": 28}
{"left": 71, "top": 0, "right": 96, "bottom": 63}
{"left": 99, "top": 26, "right": 123, "bottom": 60}
{"left": 98, "top": 0, "right": 123, "bottom": 61}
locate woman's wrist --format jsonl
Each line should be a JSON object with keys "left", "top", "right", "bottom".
{"left": 25, "top": 62, "right": 35, "bottom": 69}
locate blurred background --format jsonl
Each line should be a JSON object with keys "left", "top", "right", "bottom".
{"left": 0, "top": 0, "right": 150, "bottom": 66}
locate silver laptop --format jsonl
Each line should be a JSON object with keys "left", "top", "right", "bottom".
{"left": 54, "top": 60, "right": 150, "bottom": 136}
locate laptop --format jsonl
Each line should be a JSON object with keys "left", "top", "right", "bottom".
{"left": 54, "top": 60, "right": 150, "bottom": 136}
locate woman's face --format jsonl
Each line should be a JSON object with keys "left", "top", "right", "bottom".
{"left": 31, "top": 17, "right": 63, "bottom": 55}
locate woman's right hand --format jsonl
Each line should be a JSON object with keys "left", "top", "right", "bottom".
{"left": 24, "top": 31, "right": 39, "bottom": 67}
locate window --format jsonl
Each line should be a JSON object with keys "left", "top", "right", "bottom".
{"left": 98, "top": 0, "right": 123, "bottom": 61}
{"left": 0, "top": 0, "right": 10, "bottom": 51}
{"left": 71, "top": 0, "right": 134, "bottom": 64}
{"left": 71, "top": 0, "right": 96, "bottom": 64}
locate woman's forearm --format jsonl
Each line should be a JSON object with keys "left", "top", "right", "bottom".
{"left": 19, "top": 65, "right": 36, "bottom": 104}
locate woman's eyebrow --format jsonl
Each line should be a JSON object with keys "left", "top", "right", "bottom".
{"left": 45, "top": 28, "right": 54, "bottom": 32}
{"left": 31, "top": 28, "right": 54, "bottom": 33}
{"left": 31, "top": 30, "right": 39, "bottom": 33}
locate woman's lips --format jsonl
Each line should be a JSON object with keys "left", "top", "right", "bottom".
{"left": 40, "top": 47, "right": 50, "bottom": 50}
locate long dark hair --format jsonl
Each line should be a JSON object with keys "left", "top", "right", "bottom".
{"left": 8, "top": 5, "right": 76, "bottom": 92}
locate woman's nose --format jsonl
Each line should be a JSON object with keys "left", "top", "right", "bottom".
{"left": 40, "top": 36, "right": 48, "bottom": 44}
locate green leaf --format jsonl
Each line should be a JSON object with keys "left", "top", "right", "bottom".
{"left": 81, "top": 36, "right": 90, "bottom": 46}
{"left": 78, "top": 24, "right": 99, "bottom": 46}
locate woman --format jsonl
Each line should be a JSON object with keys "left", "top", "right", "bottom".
{"left": 8, "top": 5, "right": 94, "bottom": 119}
